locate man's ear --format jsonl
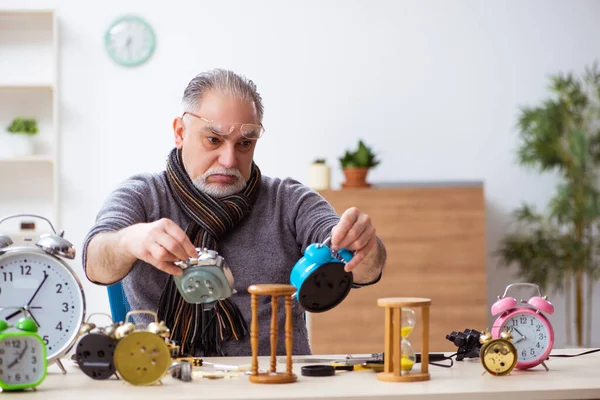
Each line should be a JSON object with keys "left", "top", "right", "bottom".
{"left": 173, "top": 117, "right": 184, "bottom": 149}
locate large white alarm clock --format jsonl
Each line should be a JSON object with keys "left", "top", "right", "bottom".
{"left": 0, "top": 214, "right": 86, "bottom": 374}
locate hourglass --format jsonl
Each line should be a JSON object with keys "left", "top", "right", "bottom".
{"left": 377, "top": 297, "right": 431, "bottom": 382}
{"left": 400, "top": 308, "right": 416, "bottom": 372}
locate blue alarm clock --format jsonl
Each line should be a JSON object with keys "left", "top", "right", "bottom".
{"left": 290, "top": 237, "right": 354, "bottom": 313}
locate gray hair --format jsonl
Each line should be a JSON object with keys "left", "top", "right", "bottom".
{"left": 182, "top": 69, "right": 264, "bottom": 122}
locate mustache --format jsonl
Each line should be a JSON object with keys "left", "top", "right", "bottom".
{"left": 202, "top": 167, "right": 243, "bottom": 180}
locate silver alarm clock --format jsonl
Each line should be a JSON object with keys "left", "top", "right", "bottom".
{"left": 0, "top": 214, "right": 86, "bottom": 374}
{"left": 173, "top": 248, "right": 235, "bottom": 306}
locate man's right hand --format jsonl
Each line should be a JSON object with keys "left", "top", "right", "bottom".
{"left": 122, "top": 218, "right": 198, "bottom": 276}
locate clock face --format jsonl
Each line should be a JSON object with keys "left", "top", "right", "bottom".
{"left": 0, "top": 250, "right": 85, "bottom": 361}
{"left": 0, "top": 335, "right": 45, "bottom": 387}
{"left": 105, "top": 15, "right": 156, "bottom": 67}
{"left": 501, "top": 312, "right": 551, "bottom": 362}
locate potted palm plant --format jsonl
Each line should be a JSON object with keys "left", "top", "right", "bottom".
{"left": 497, "top": 62, "right": 600, "bottom": 348}
{"left": 339, "top": 139, "right": 380, "bottom": 188}
{"left": 5, "top": 117, "right": 38, "bottom": 158}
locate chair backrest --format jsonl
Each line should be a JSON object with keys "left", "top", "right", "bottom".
{"left": 107, "top": 281, "right": 131, "bottom": 323}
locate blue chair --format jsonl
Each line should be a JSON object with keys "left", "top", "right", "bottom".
{"left": 107, "top": 281, "right": 130, "bottom": 323}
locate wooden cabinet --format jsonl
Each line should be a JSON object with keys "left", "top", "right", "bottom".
{"left": 308, "top": 184, "right": 487, "bottom": 353}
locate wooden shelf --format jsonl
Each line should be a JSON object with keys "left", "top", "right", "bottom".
{"left": 0, "top": 84, "right": 54, "bottom": 91}
{"left": 0, "top": 155, "right": 54, "bottom": 164}
{"left": 0, "top": 7, "right": 59, "bottom": 225}
{"left": 0, "top": 10, "right": 54, "bottom": 16}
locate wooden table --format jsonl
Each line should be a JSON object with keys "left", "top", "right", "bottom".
{"left": 9, "top": 349, "right": 600, "bottom": 399}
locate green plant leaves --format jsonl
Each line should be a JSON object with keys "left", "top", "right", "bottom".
{"left": 6, "top": 117, "right": 38, "bottom": 135}
{"left": 339, "top": 139, "right": 380, "bottom": 168}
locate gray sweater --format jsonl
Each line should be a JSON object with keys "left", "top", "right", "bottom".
{"left": 82, "top": 172, "right": 341, "bottom": 356}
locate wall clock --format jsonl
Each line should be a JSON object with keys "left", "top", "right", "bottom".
{"left": 104, "top": 15, "right": 156, "bottom": 67}
{"left": 0, "top": 214, "right": 86, "bottom": 374}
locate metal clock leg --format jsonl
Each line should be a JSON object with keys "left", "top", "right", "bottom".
{"left": 55, "top": 359, "right": 67, "bottom": 374}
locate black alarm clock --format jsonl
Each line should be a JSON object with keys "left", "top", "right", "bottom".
{"left": 74, "top": 313, "right": 120, "bottom": 380}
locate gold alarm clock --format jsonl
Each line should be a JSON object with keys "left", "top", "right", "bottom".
{"left": 479, "top": 328, "right": 518, "bottom": 376}
{"left": 113, "top": 310, "right": 172, "bottom": 385}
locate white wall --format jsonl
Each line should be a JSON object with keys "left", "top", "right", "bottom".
{"left": 3, "top": 0, "right": 600, "bottom": 348}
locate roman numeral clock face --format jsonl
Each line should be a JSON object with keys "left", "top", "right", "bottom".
{"left": 0, "top": 250, "right": 85, "bottom": 361}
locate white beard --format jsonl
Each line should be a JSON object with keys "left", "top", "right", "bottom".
{"left": 192, "top": 167, "right": 246, "bottom": 198}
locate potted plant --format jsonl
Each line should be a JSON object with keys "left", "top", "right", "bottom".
{"left": 5, "top": 117, "right": 38, "bottom": 158}
{"left": 496, "top": 63, "right": 600, "bottom": 348}
{"left": 308, "top": 158, "right": 331, "bottom": 191}
{"left": 339, "top": 139, "right": 380, "bottom": 188}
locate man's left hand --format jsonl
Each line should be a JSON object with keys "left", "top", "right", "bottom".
{"left": 330, "top": 207, "right": 377, "bottom": 273}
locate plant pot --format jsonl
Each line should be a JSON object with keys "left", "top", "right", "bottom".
{"left": 308, "top": 163, "right": 331, "bottom": 191}
{"left": 342, "top": 167, "right": 371, "bottom": 188}
{"left": 0, "top": 133, "right": 35, "bottom": 158}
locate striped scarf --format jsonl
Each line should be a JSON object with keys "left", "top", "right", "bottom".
{"left": 157, "top": 147, "right": 261, "bottom": 356}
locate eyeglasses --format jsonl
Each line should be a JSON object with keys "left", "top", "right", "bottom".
{"left": 182, "top": 111, "right": 265, "bottom": 140}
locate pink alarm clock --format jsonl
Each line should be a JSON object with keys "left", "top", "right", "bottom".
{"left": 491, "top": 283, "right": 554, "bottom": 371}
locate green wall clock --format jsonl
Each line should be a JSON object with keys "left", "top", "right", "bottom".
{"left": 104, "top": 15, "right": 156, "bottom": 67}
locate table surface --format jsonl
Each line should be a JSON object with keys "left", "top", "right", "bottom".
{"left": 5, "top": 349, "right": 600, "bottom": 400}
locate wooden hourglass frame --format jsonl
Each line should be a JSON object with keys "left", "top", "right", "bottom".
{"left": 248, "top": 284, "right": 297, "bottom": 384}
{"left": 377, "top": 297, "right": 431, "bottom": 382}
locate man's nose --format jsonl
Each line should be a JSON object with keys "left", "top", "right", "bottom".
{"left": 218, "top": 143, "right": 237, "bottom": 168}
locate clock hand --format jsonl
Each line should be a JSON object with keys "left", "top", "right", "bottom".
{"left": 7, "top": 341, "right": 28, "bottom": 369}
{"left": 27, "top": 271, "right": 48, "bottom": 307}
{"left": 513, "top": 327, "right": 526, "bottom": 339}
{"left": 4, "top": 308, "right": 25, "bottom": 321}
{"left": 2, "top": 306, "right": 42, "bottom": 321}
{"left": 26, "top": 310, "right": 41, "bottom": 328}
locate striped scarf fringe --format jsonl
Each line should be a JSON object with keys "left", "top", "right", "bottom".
{"left": 158, "top": 147, "right": 261, "bottom": 356}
